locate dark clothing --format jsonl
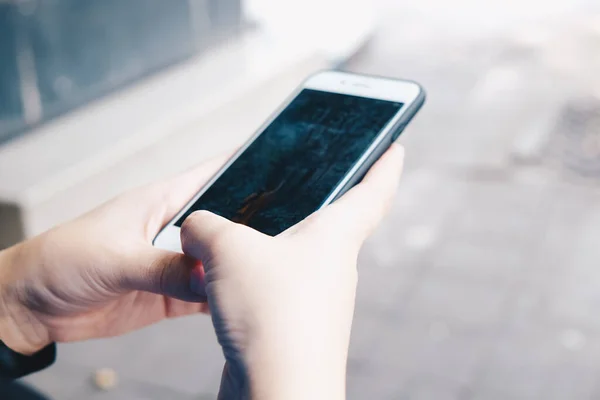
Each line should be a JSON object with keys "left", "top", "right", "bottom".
{"left": 0, "top": 379, "right": 49, "bottom": 400}
{"left": 0, "top": 342, "right": 56, "bottom": 379}
{"left": 0, "top": 341, "right": 55, "bottom": 399}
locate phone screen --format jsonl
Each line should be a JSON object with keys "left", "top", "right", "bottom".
{"left": 176, "top": 89, "right": 403, "bottom": 235}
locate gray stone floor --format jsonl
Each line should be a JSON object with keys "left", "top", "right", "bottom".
{"left": 344, "top": 4, "right": 600, "bottom": 399}
{"left": 22, "top": 2, "right": 600, "bottom": 399}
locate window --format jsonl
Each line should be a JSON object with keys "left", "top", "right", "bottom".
{"left": 0, "top": 0, "right": 244, "bottom": 144}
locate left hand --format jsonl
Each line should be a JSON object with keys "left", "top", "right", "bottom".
{"left": 0, "top": 155, "right": 226, "bottom": 355}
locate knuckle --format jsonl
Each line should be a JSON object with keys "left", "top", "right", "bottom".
{"left": 156, "top": 256, "right": 173, "bottom": 295}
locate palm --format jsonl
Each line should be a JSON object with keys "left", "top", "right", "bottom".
{"left": 34, "top": 290, "right": 208, "bottom": 344}
{"left": 3, "top": 155, "right": 226, "bottom": 352}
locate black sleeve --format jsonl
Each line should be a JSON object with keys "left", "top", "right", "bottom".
{"left": 0, "top": 340, "right": 56, "bottom": 380}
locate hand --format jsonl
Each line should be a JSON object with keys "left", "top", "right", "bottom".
{"left": 0, "top": 155, "right": 227, "bottom": 355}
{"left": 180, "top": 144, "right": 405, "bottom": 400}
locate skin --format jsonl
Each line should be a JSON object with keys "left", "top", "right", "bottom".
{"left": 0, "top": 144, "right": 404, "bottom": 400}
{"left": 0, "top": 156, "right": 225, "bottom": 354}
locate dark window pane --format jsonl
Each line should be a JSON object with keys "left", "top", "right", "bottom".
{"left": 0, "top": 0, "right": 244, "bottom": 145}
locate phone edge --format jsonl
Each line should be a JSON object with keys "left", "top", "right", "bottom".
{"left": 327, "top": 84, "right": 427, "bottom": 204}
{"left": 153, "top": 77, "right": 426, "bottom": 246}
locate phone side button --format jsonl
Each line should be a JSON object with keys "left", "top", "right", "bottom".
{"left": 392, "top": 124, "right": 407, "bottom": 141}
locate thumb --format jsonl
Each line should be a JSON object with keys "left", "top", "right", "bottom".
{"left": 179, "top": 210, "right": 237, "bottom": 264}
{"left": 125, "top": 247, "right": 206, "bottom": 302}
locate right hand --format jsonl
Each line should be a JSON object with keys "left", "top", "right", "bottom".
{"left": 180, "top": 144, "right": 405, "bottom": 400}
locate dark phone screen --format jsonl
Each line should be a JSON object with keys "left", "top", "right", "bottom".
{"left": 176, "top": 89, "right": 403, "bottom": 235}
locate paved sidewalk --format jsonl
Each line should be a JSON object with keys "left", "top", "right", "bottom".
{"left": 345, "top": 4, "right": 600, "bottom": 399}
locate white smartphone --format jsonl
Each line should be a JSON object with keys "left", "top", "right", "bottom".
{"left": 154, "top": 70, "right": 425, "bottom": 252}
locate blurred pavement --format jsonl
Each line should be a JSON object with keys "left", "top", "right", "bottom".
{"left": 346, "top": 2, "right": 600, "bottom": 399}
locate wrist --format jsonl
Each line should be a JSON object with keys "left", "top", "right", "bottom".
{"left": 0, "top": 244, "right": 50, "bottom": 355}
{"left": 244, "top": 330, "right": 348, "bottom": 400}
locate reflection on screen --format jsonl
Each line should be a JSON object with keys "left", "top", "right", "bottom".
{"left": 176, "top": 89, "right": 402, "bottom": 235}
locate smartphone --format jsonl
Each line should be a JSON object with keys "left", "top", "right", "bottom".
{"left": 154, "top": 70, "right": 425, "bottom": 252}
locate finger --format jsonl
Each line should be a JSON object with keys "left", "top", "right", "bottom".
{"left": 162, "top": 297, "right": 211, "bottom": 318}
{"left": 179, "top": 210, "right": 237, "bottom": 264}
{"left": 301, "top": 144, "right": 404, "bottom": 245}
{"left": 123, "top": 246, "right": 207, "bottom": 302}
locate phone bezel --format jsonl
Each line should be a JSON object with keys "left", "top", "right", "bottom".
{"left": 154, "top": 70, "right": 424, "bottom": 252}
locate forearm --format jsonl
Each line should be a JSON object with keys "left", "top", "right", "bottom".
{"left": 217, "top": 332, "right": 348, "bottom": 400}
{"left": 247, "top": 355, "right": 346, "bottom": 400}
{"left": 0, "top": 246, "right": 21, "bottom": 348}
{"left": 0, "top": 245, "right": 56, "bottom": 379}
{"left": 244, "top": 331, "right": 348, "bottom": 400}
{"left": 0, "top": 244, "right": 47, "bottom": 356}
{"left": 219, "top": 356, "right": 346, "bottom": 400}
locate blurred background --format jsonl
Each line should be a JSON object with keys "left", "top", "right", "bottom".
{"left": 2, "top": 0, "right": 600, "bottom": 398}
